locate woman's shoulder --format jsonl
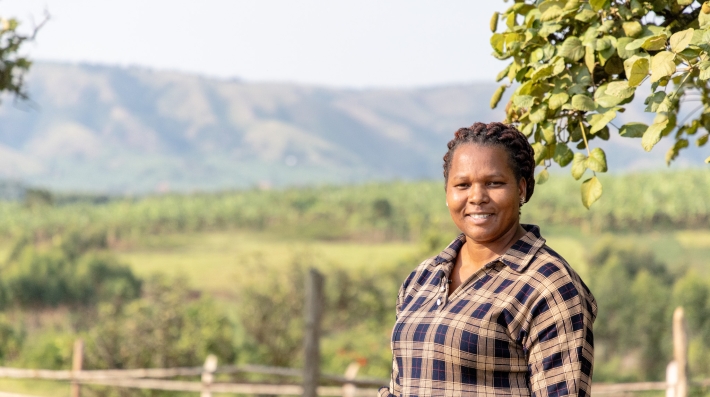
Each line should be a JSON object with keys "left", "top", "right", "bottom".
{"left": 401, "top": 233, "right": 466, "bottom": 291}
{"left": 524, "top": 243, "right": 597, "bottom": 316}
{"left": 399, "top": 253, "right": 444, "bottom": 294}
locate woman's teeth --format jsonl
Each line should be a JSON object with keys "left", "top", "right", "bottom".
{"left": 470, "top": 214, "right": 491, "bottom": 219}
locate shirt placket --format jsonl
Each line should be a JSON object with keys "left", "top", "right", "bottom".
{"left": 436, "top": 260, "right": 500, "bottom": 311}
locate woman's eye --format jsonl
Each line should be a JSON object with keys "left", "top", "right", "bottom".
{"left": 488, "top": 181, "right": 504, "bottom": 187}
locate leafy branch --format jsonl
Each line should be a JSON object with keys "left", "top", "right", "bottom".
{"left": 490, "top": 0, "right": 710, "bottom": 208}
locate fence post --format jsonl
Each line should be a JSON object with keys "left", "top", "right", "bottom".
{"left": 71, "top": 339, "right": 84, "bottom": 397}
{"left": 342, "top": 362, "right": 361, "bottom": 397}
{"left": 303, "top": 268, "right": 324, "bottom": 397}
{"left": 673, "top": 307, "right": 688, "bottom": 397}
{"left": 201, "top": 354, "right": 218, "bottom": 397}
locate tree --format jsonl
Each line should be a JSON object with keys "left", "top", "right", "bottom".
{"left": 490, "top": 0, "right": 710, "bottom": 208}
{"left": 0, "top": 11, "right": 47, "bottom": 103}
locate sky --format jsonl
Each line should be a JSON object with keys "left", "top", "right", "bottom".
{"left": 1, "top": 0, "right": 508, "bottom": 88}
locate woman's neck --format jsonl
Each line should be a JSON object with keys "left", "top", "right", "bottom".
{"left": 460, "top": 223, "right": 527, "bottom": 270}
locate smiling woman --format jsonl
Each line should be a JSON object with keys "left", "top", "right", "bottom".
{"left": 379, "top": 122, "right": 597, "bottom": 397}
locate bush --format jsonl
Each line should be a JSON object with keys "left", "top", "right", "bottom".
{"left": 1, "top": 231, "right": 141, "bottom": 308}
{"left": 84, "top": 275, "right": 236, "bottom": 369}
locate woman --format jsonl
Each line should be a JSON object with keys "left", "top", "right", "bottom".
{"left": 379, "top": 122, "right": 596, "bottom": 397}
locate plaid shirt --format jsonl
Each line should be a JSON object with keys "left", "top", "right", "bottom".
{"left": 379, "top": 225, "right": 596, "bottom": 397}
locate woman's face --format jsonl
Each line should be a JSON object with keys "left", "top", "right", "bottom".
{"left": 445, "top": 143, "right": 526, "bottom": 246}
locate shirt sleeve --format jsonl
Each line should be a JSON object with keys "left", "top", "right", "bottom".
{"left": 378, "top": 271, "right": 414, "bottom": 397}
{"left": 525, "top": 279, "right": 596, "bottom": 397}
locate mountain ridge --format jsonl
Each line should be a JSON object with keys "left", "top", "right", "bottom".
{"left": 0, "top": 62, "right": 704, "bottom": 194}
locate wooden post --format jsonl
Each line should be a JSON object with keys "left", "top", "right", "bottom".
{"left": 201, "top": 354, "right": 218, "bottom": 397}
{"left": 303, "top": 268, "right": 324, "bottom": 397}
{"left": 71, "top": 339, "right": 84, "bottom": 397}
{"left": 673, "top": 307, "right": 688, "bottom": 397}
{"left": 342, "top": 362, "right": 361, "bottom": 397}
{"left": 666, "top": 361, "right": 678, "bottom": 397}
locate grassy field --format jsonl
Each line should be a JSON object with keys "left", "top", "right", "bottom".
{"left": 104, "top": 227, "right": 710, "bottom": 297}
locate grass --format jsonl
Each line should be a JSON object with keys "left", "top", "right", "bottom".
{"left": 0, "top": 379, "right": 70, "bottom": 397}
{"left": 108, "top": 226, "right": 710, "bottom": 297}
{"left": 114, "top": 231, "right": 421, "bottom": 294}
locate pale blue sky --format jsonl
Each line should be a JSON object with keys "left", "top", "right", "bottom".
{"left": 2, "top": 0, "right": 507, "bottom": 88}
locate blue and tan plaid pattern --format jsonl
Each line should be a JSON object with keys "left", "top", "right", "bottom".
{"left": 379, "top": 225, "right": 597, "bottom": 397}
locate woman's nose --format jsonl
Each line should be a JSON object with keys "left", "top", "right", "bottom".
{"left": 468, "top": 183, "right": 488, "bottom": 204}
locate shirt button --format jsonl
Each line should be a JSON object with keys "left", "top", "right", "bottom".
{"left": 436, "top": 298, "right": 441, "bottom": 306}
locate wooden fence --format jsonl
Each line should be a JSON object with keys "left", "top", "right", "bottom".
{"left": 0, "top": 269, "right": 705, "bottom": 397}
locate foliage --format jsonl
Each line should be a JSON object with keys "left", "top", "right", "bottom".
{"left": 0, "top": 171, "right": 707, "bottom": 244}
{"left": 0, "top": 12, "right": 45, "bottom": 103}
{"left": 490, "top": 0, "right": 710, "bottom": 207}
{"left": 84, "top": 276, "right": 236, "bottom": 369}
{"left": 1, "top": 230, "right": 141, "bottom": 308}
{"left": 586, "top": 238, "right": 710, "bottom": 381}
{"left": 234, "top": 251, "right": 406, "bottom": 370}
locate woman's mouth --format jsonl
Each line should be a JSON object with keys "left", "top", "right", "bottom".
{"left": 467, "top": 213, "right": 494, "bottom": 225}
{"left": 468, "top": 213, "right": 492, "bottom": 219}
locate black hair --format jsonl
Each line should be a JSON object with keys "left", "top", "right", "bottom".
{"left": 442, "top": 122, "right": 536, "bottom": 203}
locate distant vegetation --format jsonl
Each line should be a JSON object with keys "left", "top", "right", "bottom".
{"left": 0, "top": 170, "right": 707, "bottom": 243}
{"left": 0, "top": 170, "right": 709, "bottom": 391}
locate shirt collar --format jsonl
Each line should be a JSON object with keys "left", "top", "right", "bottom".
{"left": 433, "top": 224, "right": 546, "bottom": 274}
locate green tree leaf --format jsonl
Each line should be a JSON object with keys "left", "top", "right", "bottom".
{"left": 623, "top": 56, "right": 650, "bottom": 87}
{"left": 536, "top": 169, "right": 550, "bottom": 185}
{"left": 549, "top": 92, "right": 570, "bottom": 110}
{"left": 670, "top": 29, "right": 694, "bottom": 53}
{"left": 616, "top": 37, "right": 637, "bottom": 59}
{"left": 590, "top": 0, "right": 611, "bottom": 11}
{"left": 665, "top": 138, "right": 689, "bottom": 165}
{"left": 700, "top": 7, "right": 710, "bottom": 29}
{"left": 581, "top": 176, "right": 603, "bottom": 209}
{"left": 588, "top": 148, "right": 608, "bottom": 172}
{"left": 571, "top": 153, "right": 588, "bottom": 180}
{"left": 554, "top": 142, "right": 574, "bottom": 166}
{"left": 622, "top": 21, "right": 643, "bottom": 38}
{"left": 642, "top": 35, "right": 668, "bottom": 51}
{"left": 605, "top": 81, "right": 635, "bottom": 99}
{"left": 559, "top": 37, "right": 586, "bottom": 61}
{"left": 650, "top": 51, "right": 676, "bottom": 82}
{"left": 642, "top": 119, "right": 669, "bottom": 151}
{"left": 585, "top": 46, "right": 596, "bottom": 73}
{"left": 513, "top": 95, "right": 534, "bottom": 108}
{"left": 490, "top": 85, "right": 506, "bottom": 109}
{"left": 541, "top": 5, "right": 564, "bottom": 22}
{"left": 575, "top": 9, "right": 597, "bottom": 22}
{"left": 529, "top": 103, "right": 549, "bottom": 123}
{"left": 490, "top": 12, "right": 499, "bottom": 32}
{"left": 571, "top": 94, "right": 596, "bottom": 111}
{"left": 532, "top": 64, "right": 554, "bottom": 81}
{"left": 619, "top": 122, "right": 648, "bottom": 138}
{"left": 699, "top": 61, "right": 710, "bottom": 81}
{"left": 491, "top": 33, "right": 505, "bottom": 53}
{"left": 587, "top": 109, "right": 617, "bottom": 134}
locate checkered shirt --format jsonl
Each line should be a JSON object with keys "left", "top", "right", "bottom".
{"left": 379, "top": 224, "right": 597, "bottom": 397}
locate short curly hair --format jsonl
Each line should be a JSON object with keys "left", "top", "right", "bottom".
{"left": 442, "top": 122, "right": 536, "bottom": 203}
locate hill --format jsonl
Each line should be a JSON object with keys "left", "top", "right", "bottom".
{"left": 0, "top": 62, "right": 705, "bottom": 193}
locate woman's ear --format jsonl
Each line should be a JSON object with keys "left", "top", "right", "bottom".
{"left": 518, "top": 178, "right": 527, "bottom": 202}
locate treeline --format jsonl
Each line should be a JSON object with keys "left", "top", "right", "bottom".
{"left": 0, "top": 170, "right": 708, "bottom": 242}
